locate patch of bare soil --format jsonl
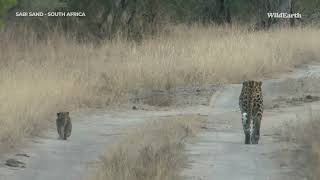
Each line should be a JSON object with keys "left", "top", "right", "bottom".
{"left": 263, "top": 75, "right": 320, "bottom": 109}
{"left": 129, "top": 84, "right": 218, "bottom": 108}
{"left": 269, "top": 94, "right": 320, "bottom": 109}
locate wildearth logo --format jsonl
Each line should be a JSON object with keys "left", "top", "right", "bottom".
{"left": 267, "top": 13, "right": 302, "bottom": 18}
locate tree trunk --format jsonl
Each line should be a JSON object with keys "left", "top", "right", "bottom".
{"left": 254, "top": 0, "right": 272, "bottom": 30}
{"left": 289, "top": 0, "right": 295, "bottom": 27}
{"left": 219, "top": 0, "right": 231, "bottom": 24}
{"left": 225, "top": 0, "right": 231, "bottom": 24}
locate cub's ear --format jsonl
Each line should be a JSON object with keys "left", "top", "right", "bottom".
{"left": 258, "top": 81, "right": 262, "bottom": 86}
{"left": 57, "top": 112, "right": 60, "bottom": 116}
{"left": 66, "top": 112, "right": 69, "bottom": 115}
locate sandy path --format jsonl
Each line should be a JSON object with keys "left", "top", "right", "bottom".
{"left": 182, "top": 64, "right": 320, "bottom": 180}
{"left": 1, "top": 64, "right": 320, "bottom": 180}
{"left": 0, "top": 107, "right": 211, "bottom": 180}
{"left": 0, "top": 111, "right": 143, "bottom": 180}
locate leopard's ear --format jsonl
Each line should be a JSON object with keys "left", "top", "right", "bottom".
{"left": 66, "top": 112, "right": 69, "bottom": 115}
{"left": 258, "top": 81, "right": 262, "bottom": 86}
{"left": 57, "top": 112, "right": 60, "bottom": 116}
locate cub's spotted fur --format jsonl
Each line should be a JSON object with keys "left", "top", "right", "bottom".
{"left": 239, "top": 81, "right": 263, "bottom": 144}
{"left": 56, "top": 112, "right": 72, "bottom": 140}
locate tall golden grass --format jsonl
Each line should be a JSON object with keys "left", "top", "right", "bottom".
{"left": 282, "top": 109, "right": 320, "bottom": 180}
{"left": 89, "top": 115, "right": 206, "bottom": 180}
{"left": 0, "top": 25, "right": 319, "bottom": 150}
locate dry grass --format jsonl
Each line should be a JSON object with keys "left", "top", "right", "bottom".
{"left": 89, "top": 115, "right": 206, "bottom": 180}
{"left": 282, "top": 109, "right": 320, "bottom": 180}
{"left": 0, "top": 25, "right": 319, "bottom": 150}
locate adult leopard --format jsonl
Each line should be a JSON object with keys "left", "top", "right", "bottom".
{"left": 239, "top": 80, "right": 263, "bottom": 144}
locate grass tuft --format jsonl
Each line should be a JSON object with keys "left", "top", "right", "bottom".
{"left": 90, "top": 115, "right": 206, "bottom": 180}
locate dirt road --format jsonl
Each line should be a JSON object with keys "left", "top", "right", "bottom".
{"left": 182, "top": 64, "right": 320, "bottom": 180}
{"left": 0, "top": 107, "right": 210, "bottom": 180}
{"left": 1, "top": 64, "right": 320, "bottom": 180}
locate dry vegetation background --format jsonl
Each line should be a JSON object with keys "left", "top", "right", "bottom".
{"left": 0, "top": 25, "right": 320, "bottom": 151}
{"left": 90, "top": 115, "right": 205, "bottom": 180}
{"left": 282, "top": 109, "right": 320, "bottom": 180}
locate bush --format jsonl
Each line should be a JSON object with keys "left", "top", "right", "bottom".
{"left": 0, "top": 0, "right": 16, "bottom": 27}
